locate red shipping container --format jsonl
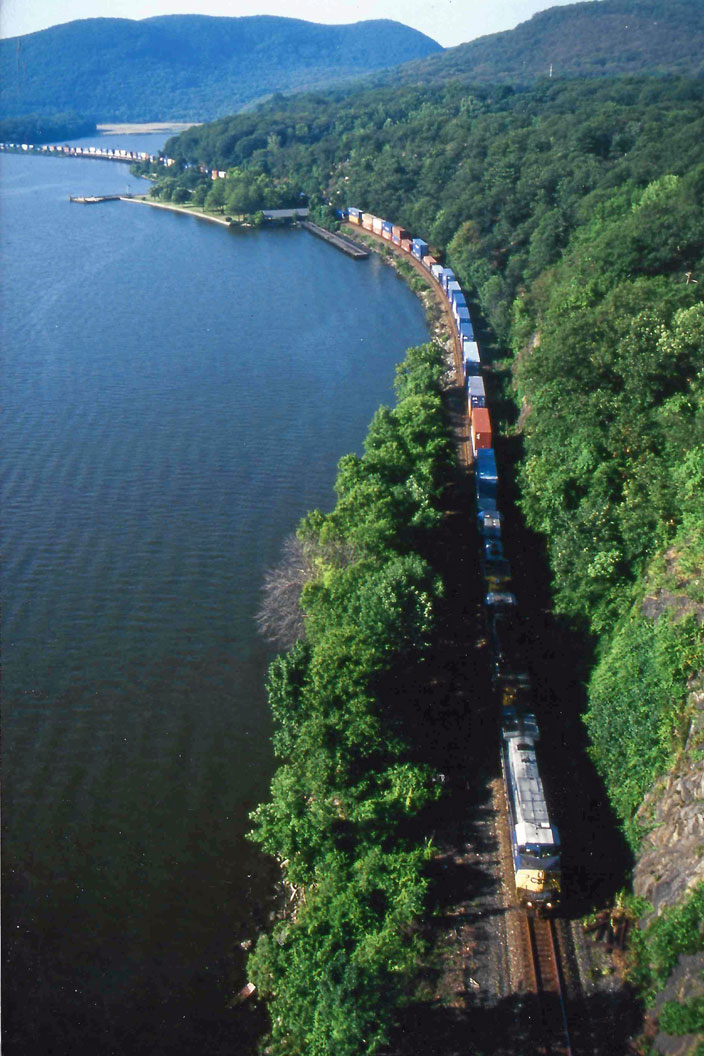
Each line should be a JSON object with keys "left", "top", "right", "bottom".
{"left": 424, "top": 254, "right": 437, "bottom": 270}
{"left": 401, "top": 238, "right": 412, "bottom": 253}
{"left": 392, "top": 225, "right": 408, "bottom": 240}
{"left": 472, "top": 407, "right": 493, "bottom": 455}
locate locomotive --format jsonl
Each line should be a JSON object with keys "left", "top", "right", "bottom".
{"left": 501, "top": 708, "right": 561, "bottom": 912}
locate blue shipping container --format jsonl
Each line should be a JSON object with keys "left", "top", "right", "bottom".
{"left": 451, "top": 287, "right": 466, "bottom": 306}
{"left": 476, "top": 491, "right": 498, "bottom": 514}
{"left": 468, "top": 376, "right": 486, "bottom": 399}
{"left": 382, "top": 220, "right": 393, "bottom": 233}
{"left": 459, "top": 321, "right": 474, "bottom": 341}
{"left": 456, "top": 307, "right": 470, "bottom": 325}
{"left": 476, "top": 448, "right": 498, "bottom": 482}
{"left": 440, "top": 268, "right": 454, "bottom": 290}
{"left": 411, "top": 238, "right": 428, "bottom": 259}
{"left": 477, "top": 482, "right": 499, "bottom": 513}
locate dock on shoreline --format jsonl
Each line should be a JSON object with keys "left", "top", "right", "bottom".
{"left": 67, "top": 196, "right": 372, "bottom": 251}
{"left": 69, "top": 194, "right": 126, "bottom": 203}
{"left": 299, "top": 221, "right": 370, "bottom": 259}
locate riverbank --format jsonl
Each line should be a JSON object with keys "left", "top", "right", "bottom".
{"left": 119, "top": 196, "right": 233, "bottom": 226}
{"left": 339, "top": 225, "right": 466, "bottom": 420}
{"left": 98, "top": 122, "right": 197, "bottom": 135}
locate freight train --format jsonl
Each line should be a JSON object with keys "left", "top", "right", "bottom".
{"left": 345, "top": 206, "right": 562, "bottom": 913}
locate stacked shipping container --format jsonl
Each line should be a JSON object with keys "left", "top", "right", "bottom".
{"left": 344, "top": 207, "right": 495, "bottom": 458}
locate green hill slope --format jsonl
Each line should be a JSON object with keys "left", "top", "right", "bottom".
{"left": 0, "top": 15, "right": 441, "bottom": 123}
{"left": 377, "top": 0, "right": 704, "bottom": 86}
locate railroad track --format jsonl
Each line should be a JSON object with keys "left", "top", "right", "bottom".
{"left": 524, "top": 916, "right": 573, "bottom": 1055}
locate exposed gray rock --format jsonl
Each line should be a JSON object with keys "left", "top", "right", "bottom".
{"left": 634, "top": 673, "right": 704, "bottom": 925}
{"left": 653, "top": 952, "right": 704, "bottom": 1056}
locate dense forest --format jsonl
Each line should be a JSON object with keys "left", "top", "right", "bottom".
{"left": 0, "top": 15, "right": 440, "bottom": 123}
{"left": 154, "top": 67, "right": 704, "bottom": 1049}
{"left": 0, "top": 112, "right": 96, "bottom": 144}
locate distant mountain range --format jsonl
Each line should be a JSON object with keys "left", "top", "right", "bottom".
{"left": 2, "top": 1, "right": 701, "bottom": 128}
{"left": 0, "top": 15, "right": 442, "bottom": 123}
{"left": 377, "top": 0, "right": 704, "bottom": 87}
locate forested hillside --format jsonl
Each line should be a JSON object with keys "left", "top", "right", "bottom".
{"left": 0, "top": 15, "right": 440, "bottom": 123}
{"left": 375, "top": 0, "right": 704, "bottom": 87}
{"left": 155, "top": 66, "right": 704, "bottom": 1049}
{"left": 4, "top": 0, "right": 703, "bottom": 126}
{"left": 0, "top": 112, "right": 96, "bottom": 143}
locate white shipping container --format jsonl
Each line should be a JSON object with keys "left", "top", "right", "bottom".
{"left": 463, "top": 340, "right": 481, "bottom": 366}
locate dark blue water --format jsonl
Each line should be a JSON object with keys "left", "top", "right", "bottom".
{"left": 1, "top": 137, "right": 429, "bottom": 1054}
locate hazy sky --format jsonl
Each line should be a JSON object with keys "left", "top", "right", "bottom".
{"left": 0, "top": 0, "right": 585, "bottom": 49}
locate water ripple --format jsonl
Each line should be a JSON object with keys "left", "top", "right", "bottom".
{"left": 2, "top": 146, "right": 430, "bottom": 1055}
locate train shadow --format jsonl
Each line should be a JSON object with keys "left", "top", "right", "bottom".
{"left": 495, "top": 429, "right": 634, "bottom": 915}
{"left": 386, "top": 984, "right": 642, "bottom": 1055}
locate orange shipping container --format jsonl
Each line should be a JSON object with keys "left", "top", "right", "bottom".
{"left": 362, "top": 213, "right": 375, "bottom": 231}
{"left": 424, "top": 254, "right": 437, "bottom": 270}
{"left": 472, "top": 407, "right": 493, "bottom": 455}
{"left": 401, "top": 238, "right": 412, "bottom": 253}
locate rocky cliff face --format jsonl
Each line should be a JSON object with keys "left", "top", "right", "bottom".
{"left": 633, "top": 671, "right": 704, "bottom": 1055}
{"left": 652, "top": 952, "right": 704, "bottom": 1056}
{"left": 634, "top": 672, "right": 704, "bottom": 923}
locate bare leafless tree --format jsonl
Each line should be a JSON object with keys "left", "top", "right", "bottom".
{"left": 256, "top": 532, "right": 357, "bottom": 650}
{"left": 256, "top": 534, "right": 312, "bottom": 649}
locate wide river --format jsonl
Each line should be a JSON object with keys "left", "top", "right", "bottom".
{"left": 1, "top": 134, "right": 429, "bottom": 1054}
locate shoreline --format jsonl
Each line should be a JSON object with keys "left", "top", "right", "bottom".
{"left": 98, "top": 122, "right": 198, "bottom": 135}
{"left": 118, "top": 197, "right": 457, "bottom": 358}
{"left": 340, "top": 224, "right": 464, "bottom": 395}
{"left": 117, "top": 198, "right": 458, "bottom": 364}
{"left": 119, "top": 196, "right": 232, "bottom": 226}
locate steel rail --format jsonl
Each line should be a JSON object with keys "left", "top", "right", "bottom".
{"left": 525, "top": 916, "right": 573, "bottom": 1056}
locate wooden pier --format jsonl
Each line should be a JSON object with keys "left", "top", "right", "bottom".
{"left": 300, "top": 221, "right": 369, "bottom": 259}
{"left": 69, "top": 194, "right": 128, "bottom": 204}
